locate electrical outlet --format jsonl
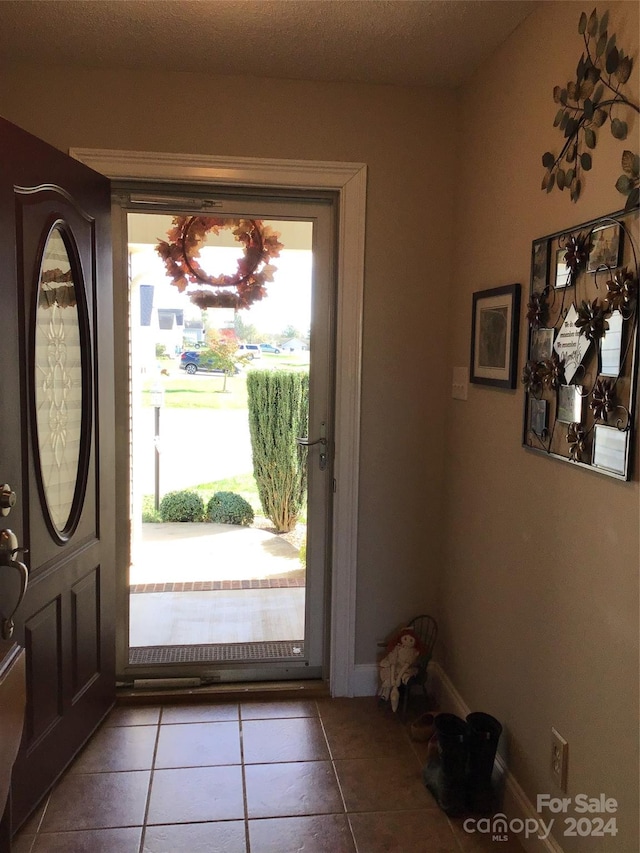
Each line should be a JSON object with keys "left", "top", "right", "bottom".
{"left": 551, "top": 727, "right": 568, "bottom": 791}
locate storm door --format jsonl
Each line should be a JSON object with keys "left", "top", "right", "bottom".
{"left": 115, "top": 190, "right": 335, "bottom": 685}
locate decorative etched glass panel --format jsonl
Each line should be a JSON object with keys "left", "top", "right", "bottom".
{"left": 34, "top": 226, "right": 83, "bottom": 533}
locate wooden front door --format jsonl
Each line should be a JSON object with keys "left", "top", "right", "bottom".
{"left": 0, "top": 117, "right": 115, "bottom": 831}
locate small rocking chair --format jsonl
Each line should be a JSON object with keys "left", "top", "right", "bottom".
{"left": 400, "top": 614, "right": 437, "bottom": 718}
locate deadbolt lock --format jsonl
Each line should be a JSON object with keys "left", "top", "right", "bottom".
{"left": 0, "top": 484, "right": 16, "bottom": 517}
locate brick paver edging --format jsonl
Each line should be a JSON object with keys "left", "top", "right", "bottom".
{"left": 130, "top": 578, "right": 305, "bottom": 594}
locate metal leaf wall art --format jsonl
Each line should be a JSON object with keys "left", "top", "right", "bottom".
{"left": 541, "top": 7, "right": 639, "bottom": 208}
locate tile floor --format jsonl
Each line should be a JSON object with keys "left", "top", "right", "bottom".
{"left": 13, "top": 698, "right": 525, "bottom": 853}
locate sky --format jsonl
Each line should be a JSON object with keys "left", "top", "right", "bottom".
{"left": 129, "top": 241, "right": 313, "bottom": 337}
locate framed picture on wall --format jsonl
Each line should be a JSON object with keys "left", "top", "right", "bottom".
{"left": 531, "top": 239, "right": 549, "bottom": 292}
{"left": 600, "top": 310, "right": 624, "bottom": 377}
{"left": 522, "top": 207, "right": 638, "bottom": 480}
{"left": 557, "top": 384, "right": 584, "bottom": 424}
{"left": 470, "top": 283, "right": 521, "bottom": 388}
{"left": 554, "top": 247, "right": 571, "bottom": 288}
{"left": 530, "top": 328, "right": 555, "bottom": 361}
{"left": 592, "top": 424, "right": 629, "bottom": 475}
{"left": 588, "top": 222, "right": 623, "bottom": 272}
{"left": 529, "top": 399, "right": 547, "bottom": 435}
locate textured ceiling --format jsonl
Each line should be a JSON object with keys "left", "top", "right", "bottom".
{"left": 0, "top": 0, "right": 539, "bottom": 88}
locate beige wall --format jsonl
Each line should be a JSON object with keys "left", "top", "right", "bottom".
{"left": 0, "top": 65, "right": 454, "bottom": 658}
{"left": 443, "top": 2, "right": 639, "bottom": 850}
{"left": 0, "top": 2, "right": 638, "bottom": 847}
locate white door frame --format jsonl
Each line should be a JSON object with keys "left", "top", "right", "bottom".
{"left": 70, "top": 148, "right": 366, "bottom": 697}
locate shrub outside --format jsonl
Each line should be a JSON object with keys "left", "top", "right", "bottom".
{"left": 207, "top": 491, "right": 255, "bottom": 526}
{"left": 159, "top": 490, "right": 204, "bottom": 522}
{"left": 247, "top": 370, "right": 309, "bottom": 533}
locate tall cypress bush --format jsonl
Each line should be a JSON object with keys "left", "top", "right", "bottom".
{"left": 247, "top": 370, "right": 309, "bottom": 533}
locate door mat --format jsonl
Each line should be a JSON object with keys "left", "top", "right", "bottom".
{"left": 129, "top": 640, "right": 305, "bottom": 665}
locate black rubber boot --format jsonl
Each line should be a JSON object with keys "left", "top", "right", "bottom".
{"left": 466, "top": 711, "right": 503, "bottom": 814}
{"left": 422, "top": 713, "right": 468, "bottom": 816}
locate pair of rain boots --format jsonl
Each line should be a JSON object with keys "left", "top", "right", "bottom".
{"left": 422, "top": 711, "right": 502, "bottom": 817}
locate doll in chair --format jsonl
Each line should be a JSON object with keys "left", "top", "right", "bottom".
{"left": 378, "top": 626, "right": 425, "bottom": 712}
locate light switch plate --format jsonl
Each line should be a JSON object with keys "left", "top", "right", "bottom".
{"left": 452, "top": 366, "right": 468, "bottom": 400}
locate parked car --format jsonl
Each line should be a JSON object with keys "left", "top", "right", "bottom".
{"left": 180, "top": 349, "right": 238, "bottom": 375}
{"left": 259, "top": 343, "right": 281, "bottom": 354}
{"left": 236, "top": 343, "right": 262, "bottom": 360}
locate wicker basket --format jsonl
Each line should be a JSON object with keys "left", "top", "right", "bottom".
{"left": 409, "top": 711, "right": 437, "bottom": 742}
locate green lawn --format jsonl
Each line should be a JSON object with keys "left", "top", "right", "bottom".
{"left": 141, "top": 375, "right": 249, "bottom": 409}
{"left": 269, "top": 353, "right": 310, "bottom": 372}
{"left": 141, "top": 354, "right": 310, "bottom": 409}
{"left": 193, "top": 472, "right": 261, "bottom": 510}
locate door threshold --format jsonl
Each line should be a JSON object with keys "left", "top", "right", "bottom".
{"left": 116, "top": 678, "right": 330, "bottom": 705}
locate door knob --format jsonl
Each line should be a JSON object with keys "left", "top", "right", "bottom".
{"left": 0, "top": 529, "right": 29, "bottom": 640}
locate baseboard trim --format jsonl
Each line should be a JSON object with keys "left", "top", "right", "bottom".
{"left": 352, "top": 663, "right": 379, "bottom": 697}
{"left": 432, "top": 663, "right": 565, "bottom": 853}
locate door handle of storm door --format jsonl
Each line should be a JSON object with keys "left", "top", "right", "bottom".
{"left": 296, "top": 422, "right": 328, "bottom": 471}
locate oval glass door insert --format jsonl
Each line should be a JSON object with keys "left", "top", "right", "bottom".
{"left": 34, "top": 225, "right": 86, "bottom": 535}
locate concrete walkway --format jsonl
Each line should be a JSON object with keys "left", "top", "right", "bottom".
{"left": 129, "top": 522, "right": 305, "bottom": 648}
{"left": 129, "top": 588, "right": 305, "bottom": 646}
{"left": 131, "top": 522, "right": 303, "bottom": 586}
